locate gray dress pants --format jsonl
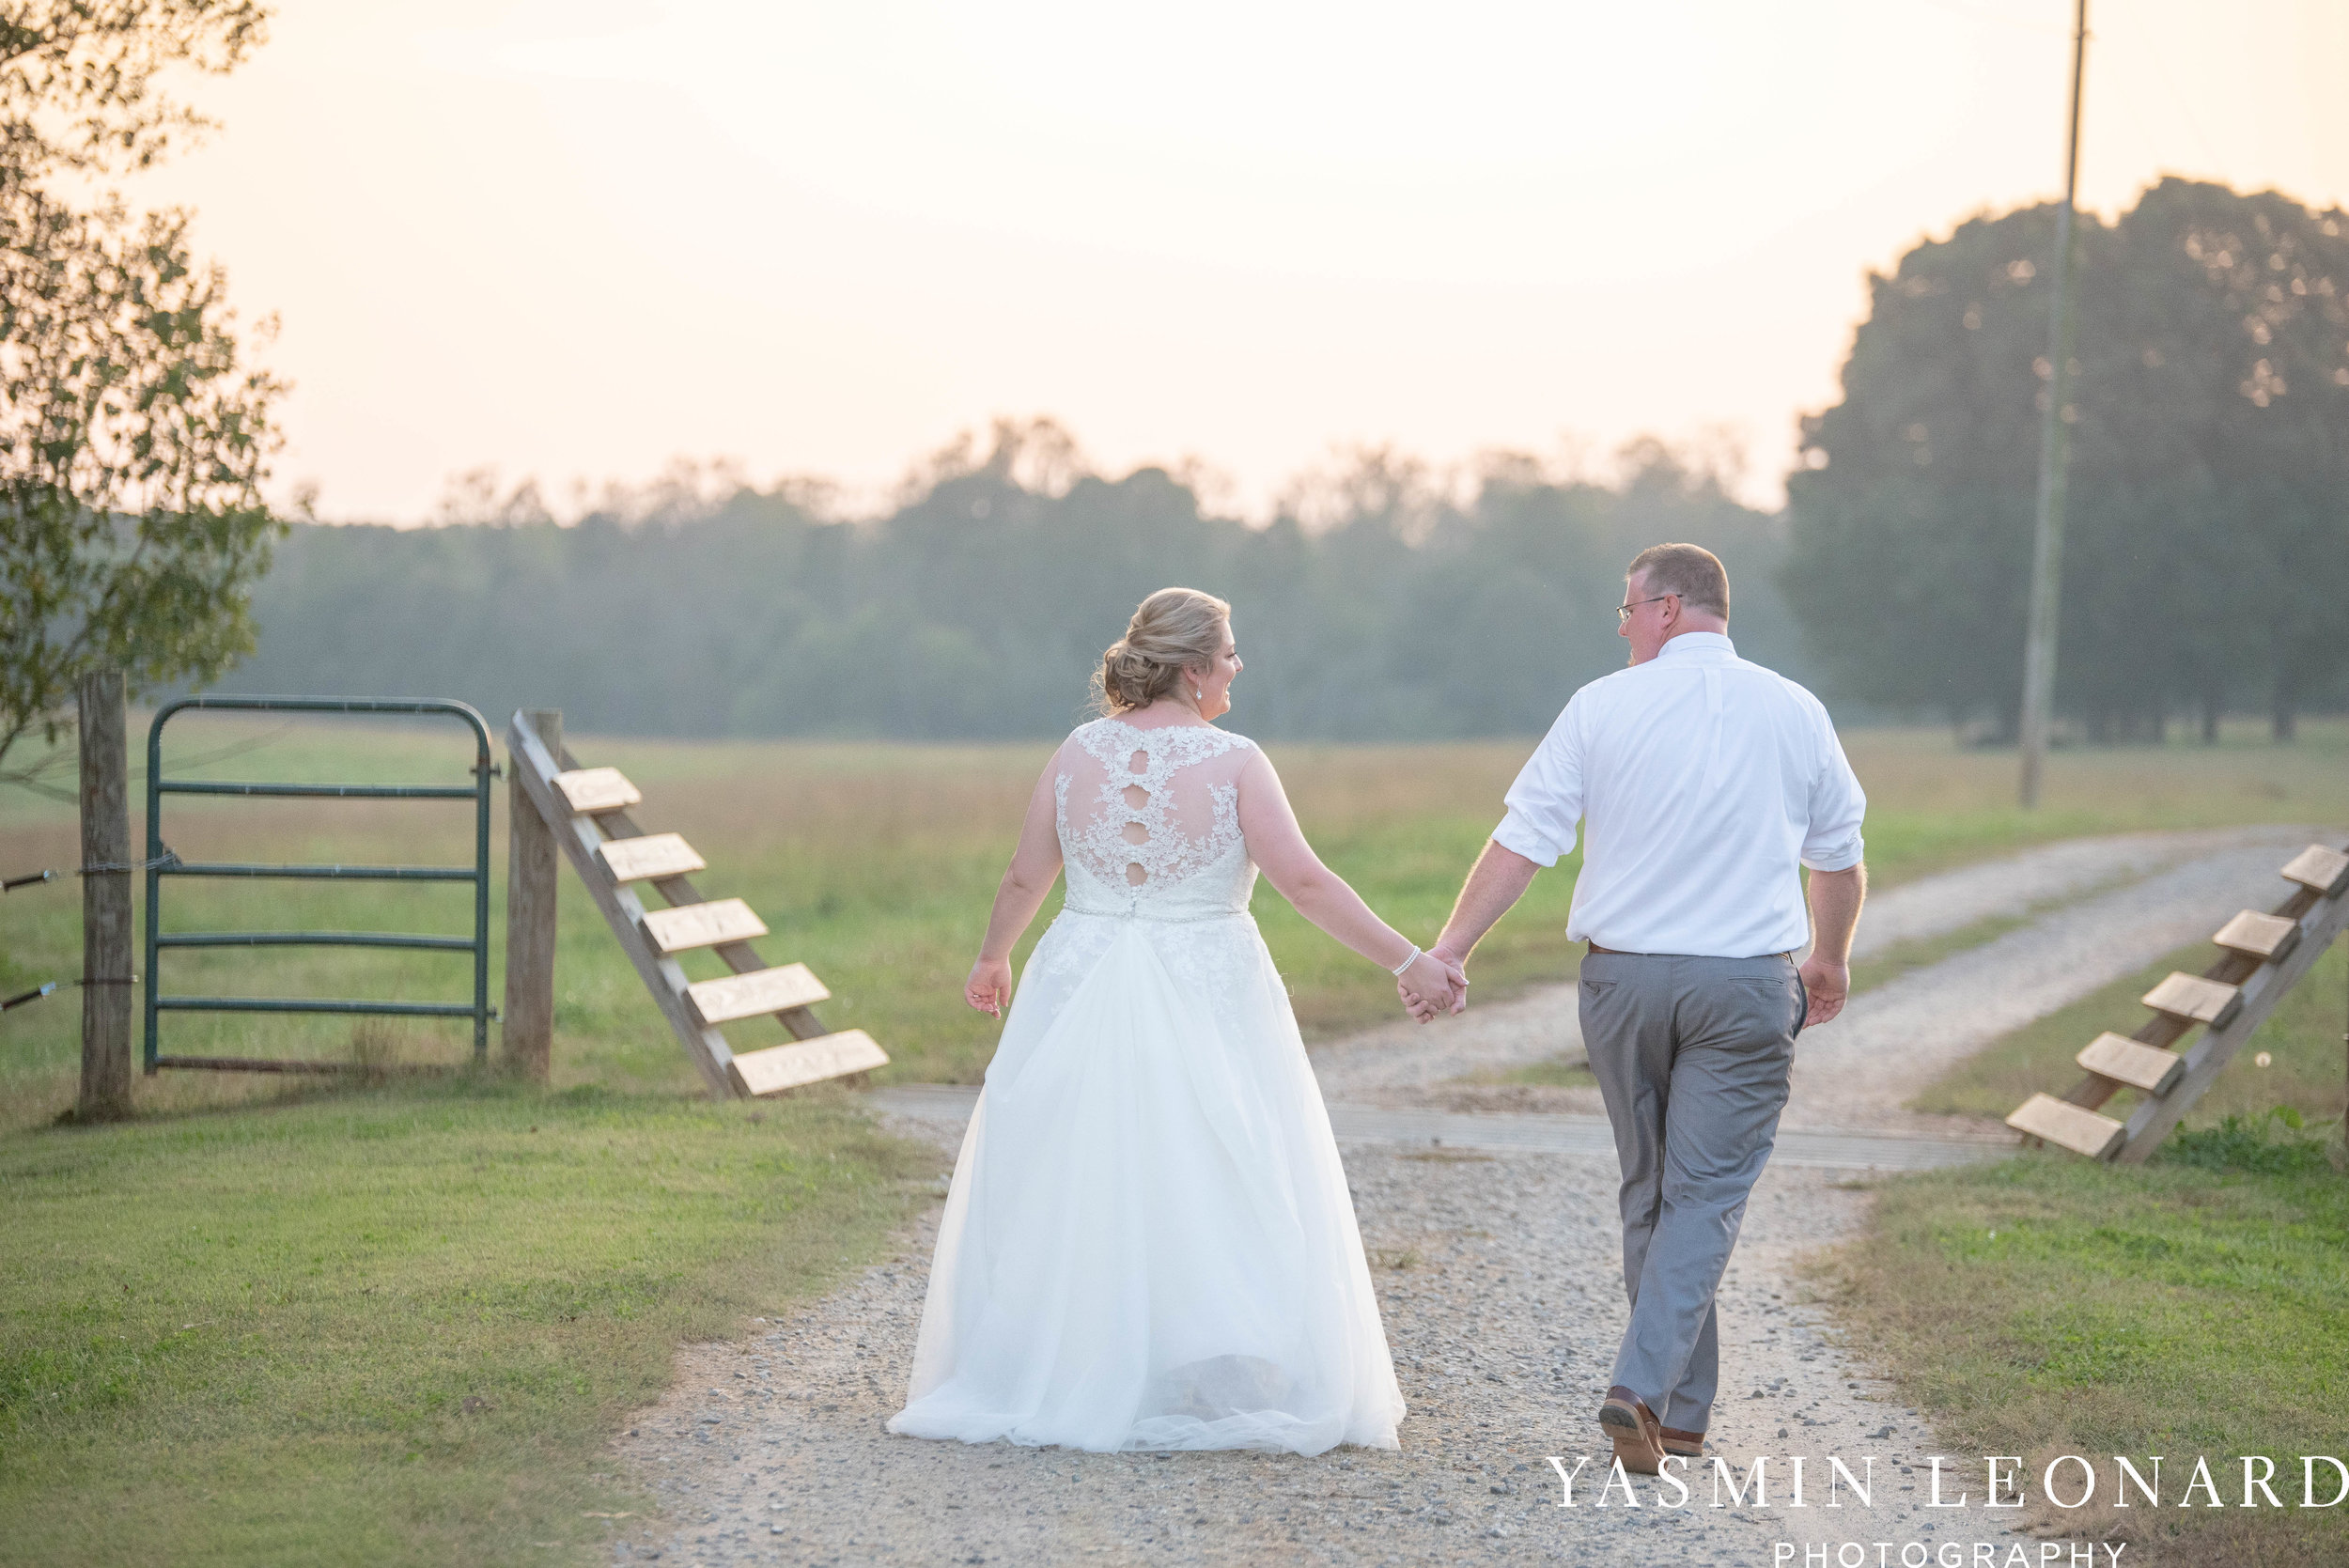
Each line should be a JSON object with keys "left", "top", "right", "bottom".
{"left": 1577, "top": 951, "right": 1804, "bottom": 1433}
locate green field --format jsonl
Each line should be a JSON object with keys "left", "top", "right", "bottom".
{"left": 6, "top": 714, "right": 2346, "bottom": 1124}
{"left": 4, "top": 716, "right": 2347, "bottom": 1565}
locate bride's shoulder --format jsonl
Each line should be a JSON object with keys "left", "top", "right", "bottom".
{"left": 1171, "top": 722, "right": 1256, "bottom": 759}
{"left": 1194, "top": 727, "right": 1261, "bottom": 772}
{"left": 1063, "top": 716, "right": 1258, "bottom": 764}
{"left": 1057, "top": 715, "right": 1129, "bottom": 764}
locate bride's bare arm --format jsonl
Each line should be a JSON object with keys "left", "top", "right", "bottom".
{"left": 1236, "top": 751, "right": 1460, "bottom": 1012}
{"left": 965, "top": 757, "right": 1066, "bottom": 1017}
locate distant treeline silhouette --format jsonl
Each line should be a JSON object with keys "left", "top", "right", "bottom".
{"left": 217, "top": 182, "right": 2349, "bottom": 744}
{"left": 220, "top": 433, "right": 1806, "bottom": 741}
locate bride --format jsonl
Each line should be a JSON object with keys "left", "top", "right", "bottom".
{"left": 886, "top": 586, "right": 1460, "bottom": 1455}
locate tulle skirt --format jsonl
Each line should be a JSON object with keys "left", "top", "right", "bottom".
{"left": 886, "top": 911, "right": 1406, "bottom": 1454}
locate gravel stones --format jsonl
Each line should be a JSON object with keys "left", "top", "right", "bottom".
{"left": 612, "top": 1138, "right": 2024, "bottom": 1564}
{"left": 599, "top": 829, "right": 2349, "bottom": 1562}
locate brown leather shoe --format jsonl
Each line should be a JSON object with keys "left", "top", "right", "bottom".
{"left": 1597, "top": 1385, "right": 1665, "bottom": 1474}
{"left": 1659, "top": 1425, "right": 1706, "bottom": 1460}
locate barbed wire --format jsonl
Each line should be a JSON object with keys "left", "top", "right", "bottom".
{"left": 2, "top": 975, "right": 139, "bottom": 1014}
{"left": 5, "top": 848, "right": 181, "bottom": 890}
{"left": 77, "top": 851, "right": 181, "bottom": 875}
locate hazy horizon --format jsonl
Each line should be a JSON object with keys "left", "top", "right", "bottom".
{"left": 125, "top": 0, "right": 2349, "bottom": 523}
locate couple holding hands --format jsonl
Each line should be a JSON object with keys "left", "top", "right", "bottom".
{"left": 887, "top": 543, "right": 1868, "bottom": 1475}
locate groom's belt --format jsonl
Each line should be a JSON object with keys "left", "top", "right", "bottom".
{"left": 1587, "top": 941, "right": 1797, "bottom": 960}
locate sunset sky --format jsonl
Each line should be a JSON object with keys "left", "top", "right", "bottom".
{"left": 132, "top": 0, "right": 2349, "bottom": 520}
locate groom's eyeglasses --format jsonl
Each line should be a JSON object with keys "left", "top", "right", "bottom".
{"left": 1616, "top": 594, "right": 1675, "bottom": 624}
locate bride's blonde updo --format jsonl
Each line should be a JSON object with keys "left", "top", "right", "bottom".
{"left": 1092, "top": 587, "right": 1232, "bottom": 715}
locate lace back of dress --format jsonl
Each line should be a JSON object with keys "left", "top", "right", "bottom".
{"left": 1053, "top": 720, "right": 1255, "bottom": 910}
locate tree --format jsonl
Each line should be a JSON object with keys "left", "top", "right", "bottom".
{"left": 1781, "top": 202, "right": 2096, "bottom": 736}
{"left": 1783, "top": 180, "right": 2349, "bottom": 739}
{"left": 209, "top": 427, "right": 1804, "bottom": 743}
{"left": 2104, "top": 180, "right": 2349, "bottom": 739}
{"left": 0, "top": 1, "right": 282, "bottom": 789}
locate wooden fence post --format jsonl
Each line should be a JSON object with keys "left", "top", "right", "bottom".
{"left": 502, "top": 709, "right": 561, "bottom": 1082}
{"left": 77, "top": 669, "right": 132, "bottom": 1121}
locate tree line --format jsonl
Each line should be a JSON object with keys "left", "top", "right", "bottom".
{"left": 211, "top": 433, "right": 1808, "bottom": 742}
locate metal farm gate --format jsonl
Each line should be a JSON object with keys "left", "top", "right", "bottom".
{"left": 142, "top": 696, "right": 497, "bottom": 1075}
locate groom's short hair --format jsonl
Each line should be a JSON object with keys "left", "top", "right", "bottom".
{"left": 1626, "top": 543, "right": 1730, "bottom": 619}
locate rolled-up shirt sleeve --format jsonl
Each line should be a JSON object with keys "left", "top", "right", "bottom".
{"left": 1799, "top": 706, "right": 1867, "bottom": 872}
{"left": 1493, "top": 700, "right": 1585, "bottom": 868}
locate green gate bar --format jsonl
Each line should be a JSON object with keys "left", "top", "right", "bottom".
{"left": 143, "top": 696, "right": 498, "bottom": 1074}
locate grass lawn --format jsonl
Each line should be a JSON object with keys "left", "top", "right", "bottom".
{"left": 0, "top": 1080, "right": 939, "bottom": 1568}
{"left": 1816, "top": 1147, "right": 2349, "bottom": 1565}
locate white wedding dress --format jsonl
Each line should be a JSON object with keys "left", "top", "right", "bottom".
{"left": 886, "top": 717, "right": 1407, "bottom": 1454}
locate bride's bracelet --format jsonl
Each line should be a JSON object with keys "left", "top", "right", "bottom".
{"left": 1387, "top": 942, "right": 1423, "bottom": 977}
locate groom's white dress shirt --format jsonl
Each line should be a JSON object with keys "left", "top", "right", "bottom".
{"left": 1492, "top": 631, "right": 1866, "bottom": 958}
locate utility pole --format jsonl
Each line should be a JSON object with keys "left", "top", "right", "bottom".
{"left": 2017, "top": 0, "right": 2090, "bottom": 808}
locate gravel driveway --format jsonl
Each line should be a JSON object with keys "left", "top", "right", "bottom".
{"left": 603, "top": 826, "right": 2326, "bottom": 1566}
{"left": 609, "top": 1141, "right": 2022, "bottom": 1567}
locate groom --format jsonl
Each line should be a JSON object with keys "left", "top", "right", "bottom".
{"left": 1413, "top": 543, "right": 1867, "bottom": 1473}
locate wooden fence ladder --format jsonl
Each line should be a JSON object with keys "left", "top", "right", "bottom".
{"left": 2006, "top": 838, "right": 2349, "bottom": 1163}
{"left": 503, "top": 711, "right": 887, "bottom": 1098}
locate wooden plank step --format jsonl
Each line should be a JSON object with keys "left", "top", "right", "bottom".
{"left": 642, "top": 898, "right": 768, "bottom": 954}
{"left": 506, "top": 718, "right": 732, "bottom": 1098}
{"left": 598, "top": 832, "right": 706, "bottom": 884}
{"left": 553, "top": 767, "right": 642, "bottom": 814}
{"left": 2280, "top": 843, "right": 2349, "bottom": 897}
{"left": 2007, "top": 1093, "right": 2125, "bottom": 1158}
{"left": 2213, "top": 908, "right": 2299, "bottom": 963}
{"left": 727, "top": 1029, "right": 890, "bottom": 1097}
{"left": 2076, "top": 1032, "right": 2186, "bottom": 1095}
{"left": 2140, "top": 971, "right": 2241, "bottom": 1028}
{"left": 685, "top": 963, "right": 832, "bottom": 1029}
